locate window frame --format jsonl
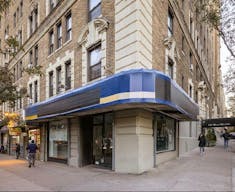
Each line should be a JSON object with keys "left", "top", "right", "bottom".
{"left": 56, "top": 66, "right": 62, "bottom": 94}
{"left": 57, "top": 22, "right": 62, "bottom": 49}
{"left": 34, "top": 45, "right": 38, "bottom": 66}
{"left": 49, "top": 29, "right": 54, "bottom": 54}
{"left": 65, "top": 12, "right": 72, "bottom": 41}
{"left": 88, "top": 0, "right": 101, "bottom": 22}
{"left": 88, "top": 44, "right": 102, "bottom": 81}
{"left": 65, "top": 60, "right": 71, "bottom": 90}
{"left": 154, "top": 114, "right": 176, "bottom": 153}
{"left": 34, "top": 80, "right": 38, "bottom": 103}
{"left": 168, "top": 9, "right": 173, "bottom": 37}
{"left": 49, "top": 71, "right": 54, "bottom": 97}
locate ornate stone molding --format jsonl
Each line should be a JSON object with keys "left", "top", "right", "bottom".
{"left": 78, "top": 17, "right": 109, "bottom": 46}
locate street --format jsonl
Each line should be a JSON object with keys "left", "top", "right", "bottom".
{"left": 0, "top": 138, "right": 234, "bottom": 191}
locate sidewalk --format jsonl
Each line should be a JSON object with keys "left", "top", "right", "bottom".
{"left": 0, "top": 139, "right": 234, "bottom": 191}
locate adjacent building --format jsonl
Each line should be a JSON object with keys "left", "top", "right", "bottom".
{"left": 0, "top": 0, "right": 225, "bottom": 174}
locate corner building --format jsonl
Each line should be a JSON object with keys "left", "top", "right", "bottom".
{"left": 0, "top": 0, "right": 224, "bottom": 174}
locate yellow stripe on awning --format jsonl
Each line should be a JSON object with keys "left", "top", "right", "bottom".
{"left": 25, "top": 115, "right": 38, "bottom": 121}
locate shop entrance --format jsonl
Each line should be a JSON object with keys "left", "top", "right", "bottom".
{"left": 81, "top": 113, "right": 113, "bottom": 169}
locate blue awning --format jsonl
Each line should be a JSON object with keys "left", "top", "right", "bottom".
{"left": 25, "top": 69, "right": 199, "bottom": 121}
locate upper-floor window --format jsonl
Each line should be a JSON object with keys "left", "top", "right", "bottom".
{"left": 20, "top": 1, "right": 23, "bottom": 17}
{"left": 50, "top": 0, "right": 55, "bottom": 11}
{"left": 168, "top": 9, "right": 173, "bottom": 37}
{"left": 168, "top": 57, "right": 174, "bottom": 79}
{"left": 65, "top": 13, "right": 72, "bottom": 41}
{"left": 189, "top": 52, "right": 193, "bottom": 70}
{"left": 89, "top": 0, "right": 101, "bottom": 22}
{"left": 29, "top": 50, "right": 33, "bottom": 65}
{"left": 190, "top": 18, "right": 193, "bottom": 35}
{"left": 29, "top": 14, "right": 33, "bottom": 35}
{"left": 189, "top": 85, "right": 192, "bottom": 98}
{"left": 19, "top": 61, "right": 23, "bottom": 78}
{"left": 13, "top": 67, "right": 16, "bottom": 82}
{"left": 195, "top": 90, "right": 198, "bottom": 103}
{"left": 57, "top": 22, "right": 62, "bottom": 49}
{"left": 34, "top": 45, "right": 38, "bottom": 66}
{"left": 29, "top": 83, "right": 33, "bottom": 99}
{"left": 18, "top": 30, "right": 22, "bottom": 46}
{"left": 49, "top": 29, "right": 54, "bottom": 54}
{"left": 34, "top": 7, "right": 38, "bottom": 29}
{"left": 56, "top": 66, "right": 62, "bottom": 93}
{"left": 5, "top": 25, "right": 9, "bottom": 39}
{"left": 34, "top": 80, "right": 38, "bottom": 103}
{"left": 49, "top": 71, "right": 54, "bottom": 97}
{"left": 14, "top": 12, "right": 16, "bottom": 27}
{"left": 17, "top": 7, "right": 19, "bottom": 21}
{"left": 88, "top": 44, "right": 101, "bottom": 81}
{"left": 65, "top": 60, "right": 71, "bottom": 90}
{"left": 182, "top": 35, "right": 185, "bottom": 52}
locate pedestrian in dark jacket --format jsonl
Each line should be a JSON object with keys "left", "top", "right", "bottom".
{"left": 222, "top": 129, "right": 231, "bottom": 151}
{"left": 26, "top": 140, "right": 38, "bottom": 168}
{"left": 198, "top": 132, "right": 206, "bottom": 155}
{"left": 15, "top": 143, "right": 20, "bottom": 159}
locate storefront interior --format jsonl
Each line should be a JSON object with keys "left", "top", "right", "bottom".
{"left": 80, "top": 113, "right": 113, "bottom": 169}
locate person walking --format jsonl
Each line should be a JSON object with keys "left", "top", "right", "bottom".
{"left": 26, "top": 140, "right": 38, "bottom": 168}
{"left": 198, "top": 132, "right": 206, "bottom": 156}
{"left": 15, "top": 143, "right": 20, "bottom": 159}
{"left": 222, "top": 128, "right": 231, "bottom": 151}
{"left": 0, "top": 144, "right": 4, "bottom": 153}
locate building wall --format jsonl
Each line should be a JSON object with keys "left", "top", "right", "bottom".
{"left": 115, "top": 109, "right": 153, "bottom": 173}
{"left": 0, "top": 0, "right": 225, "bottom": 172}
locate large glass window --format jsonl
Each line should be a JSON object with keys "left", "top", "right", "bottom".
{"left": 49, "top": 120, "right": 68, "bottom": 160}
{"left": 154, "top": 114, "right": 176, "bottom": 152}
{"left": 88, "top": 44, "right": 101, "bottom": 81}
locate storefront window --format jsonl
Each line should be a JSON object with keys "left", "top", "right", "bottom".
{"left": 28, "top": 129, "right": 40, "bottom": 145}
{"left": 154, "top": 114, "right": 175, "bottom": 152}
{"left": 49, "top": 121, "right": 68, "bottom": 160}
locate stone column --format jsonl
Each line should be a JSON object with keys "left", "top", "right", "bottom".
{"left": 68, "top": 118, "right": 79, "bottom": 167}
{"left": 115, "top": 0, "right": 153, "bottom": 72}
{"left": 115, "top": 109, "right": 153, "bottom": 174}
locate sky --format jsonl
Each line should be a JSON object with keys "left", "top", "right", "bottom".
{"left": 220, "top": 38, "right": 234, "bottom": 109}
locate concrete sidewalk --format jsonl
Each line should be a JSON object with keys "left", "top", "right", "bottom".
{"left": 0, "top": 139, "right": 234, "bottom": 191}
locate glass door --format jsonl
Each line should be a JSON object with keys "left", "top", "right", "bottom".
{"left": 93, "top": 113, "right": 113, "bottom": 168}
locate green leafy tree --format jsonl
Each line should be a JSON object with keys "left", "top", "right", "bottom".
{"left": 0, "top": 0, "right": 42, "bottom": 106}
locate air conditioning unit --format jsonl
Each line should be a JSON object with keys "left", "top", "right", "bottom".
{"left": 190, "top": 63, "right": 193, "bottom": 70}
{"left": 28, "top": 63, "right": 33, "bottom": 68}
